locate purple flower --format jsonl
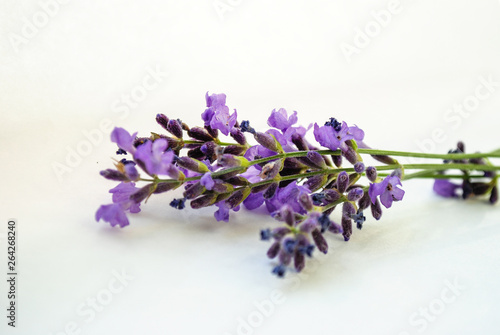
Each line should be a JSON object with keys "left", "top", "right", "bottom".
{"left": 95, "top": 204, "right": 130, "bottom": 228}
{"left": 313, "top": 121, "right": 364, "bottom": 152}
{"left": 368, "top": 175, "right": 405, "bottom": 208}
{"left": 201, "top": 92, "right": 237, "bottom": 136}
{"left": 266, "top": 109, "right": 311, "bottom": 150}
{"left": 111, "top": 127, "right": 137, "bottom": 154}
{"left": 267, "top": 108, "right": 298, "bottom": 132}
{"left": 210, "top": 109, "right": 237, "bottom": 136}
{"left": 433, "top": 179, "right": 460, "bottom": 198}
{"left": 95, "top": 182, "right": 143, "bottom": 228}
{"left": 266, "top": 181, "right": 310, "bottom": 215}
{"left": 109, "top": 182, "right": 142, "bottom": 213}
{"left": 214, "top": 201, "right": 240, "bottom": 222}
{"left": 134, "top": 139, "right": 178, "bottom": 177}
{"left": 200, "top": 172, "right": 215, "bottom": 190}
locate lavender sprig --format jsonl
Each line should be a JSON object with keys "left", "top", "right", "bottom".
{"left": 95, "top": 92, "right": 500, "bottom": 277}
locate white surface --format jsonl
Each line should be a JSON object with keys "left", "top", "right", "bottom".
{"left": 1, "top": 1, "right": 500, "bottom": 334}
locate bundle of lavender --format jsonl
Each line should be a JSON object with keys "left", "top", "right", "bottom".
{"left": 96, "top": 93, "right": 499, "bottom": 277}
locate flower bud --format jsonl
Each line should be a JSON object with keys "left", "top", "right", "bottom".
{"left": 336, "top": 171, "right": 349, "bottom": 193}
{"left": 304, "top": 175, "right": 328, "bottom": 192}
{"left": 311, "top": 228, "right": 328, "bottom": 254}
{"left": 267, "top": 241, "right": 281, "bottom": 259}
{"left": 176, "top": 157, "right": 210, "bottom": 173}
{"left": 324, "top": 189, "right": 341, "bottom": 203}
{"left": 155, "top": 113, "right": 169, "bottom": 130}
{"left": 183, "top": 182, "right": 205, "bottom": 200}
{"left": 255, "top": 132, "right": 279, "bottom": 152}
{"left": 187, "top": 127, "right": 214, "bottom": 142}
{"left": 342, "top": 146, "right": 359, "bottom": 165}
{"left": 217, "top": 154, "right": 250, "bottom": 168}
{"left": 100, "top": 169, "right": 128, "bottom": 181}
{"left": 187, "top": 147, "right": 205, "bottom": 160}
{"left": 260, "top": 161, "right": 282, "bottom": 180}
{"left": 347, "top": 188, "right": 364, "bottom": 202}
{"left": 366, "top": 166, "right": 377, "bottom": 182}
{"left": 167, "top": 119, "right": 183, "bottom": 138}
{"left": 306, "top": 151, "right": 327, "bottom": 169}
{"left": 205, "top": 125, "right": 218, "bottom": 138}
{"left": 354, "top": 162, "right": 365, "bottom": 173}
{"left": 190, "top": 194, "right": 217, "bottom": 209}
{"left": 225, "top": 188, "right": 251, "bottom": 209}
{"left": 280, "top": 205, "right": 295, "bottom": 226}
{"left": 154, "top": 182, "right": 181, "bottom": 194}
{"left": 341, "top": 216, "right": 352, "bottom": 241}
{"left": 212, "top": 181, "right": 234, "bottom": 194}
{"left": 230, "top": 128, "right": 247, "bottom": 145}
{"left": 371, "top": 155, "right": 398, "bottom": 165}
{"left": 129, "top": 184, "right": 154, "bottom": 203}
{"left": 200, "top": 141, "right": 217, "bottom": 161}
{"left": 357, "top": 191, "right": 371, "bottom": 211}
{"left": 328, "top": 220, "right": 343, "bottom": 234}
{"left": 331, "top": 155, "right": 342, "bottom": 168}
{"left": 294, "top": 250, "right": 305, "bottom": 272}
{"left": 223, "top": 145, "right": 246, "bottom": 156}
{"left": 291, "top": 134, "right": 309, "bottom": 151}
{"left": 370, "top": 198, "right": 382, "bottom": 220}
{"left": 298, "top": 193, "right": 314, "bottom": 211}
{"left": 225, "top": 176, "right": 250, "bottom": 187}
{"left": 278, "top": 249, "right": 292, "bottom": 266}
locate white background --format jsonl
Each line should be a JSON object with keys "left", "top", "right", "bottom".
{"left": 1, "top": 0, "right": 500, "bottom": 334}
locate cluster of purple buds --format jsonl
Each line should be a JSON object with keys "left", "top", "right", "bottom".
{"left": 96, "top": 92, "right": 412, "bottom": 277}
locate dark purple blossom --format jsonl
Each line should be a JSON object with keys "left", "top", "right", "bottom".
{"left": 368, "top": 175, "right": 405, "bottom": 208}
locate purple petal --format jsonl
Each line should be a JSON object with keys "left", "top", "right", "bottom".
{"left": 200, "top": 172, "right": 215, "bottom": 190}
{"left": 391, "top": 187, "right": 405, "bottom": 201}
{"left": 206, "top": 92, "right": 227, "bottom": 108}
{"left": 380, "top": 191, "right": 394, "bottom": 208}
{"left": 348, "top": 125, "right": 365, "bottom": 141}
{"left": 433, "top": 179, "right": 460, "bottom": 198}
{"left": 95, "top": 204, "right": 130, "bottom": 227}
{"left": 110, "top": 182, "right": 139, "bottom": 204}
{"left": 243, "top": 193, "right": 265, "bottom": 210}
{"left": 313, "top": 123, "right": 340, "bottom": 151}
{"left": 214, "top": 202, "right": 230, "bottom": 222}
{"left": 111, "top": 127, "right": 137, "bottom": 154}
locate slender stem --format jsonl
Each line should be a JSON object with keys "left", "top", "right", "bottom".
{"left": 249, "top": 149, "right": 500, "bottom": 167}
